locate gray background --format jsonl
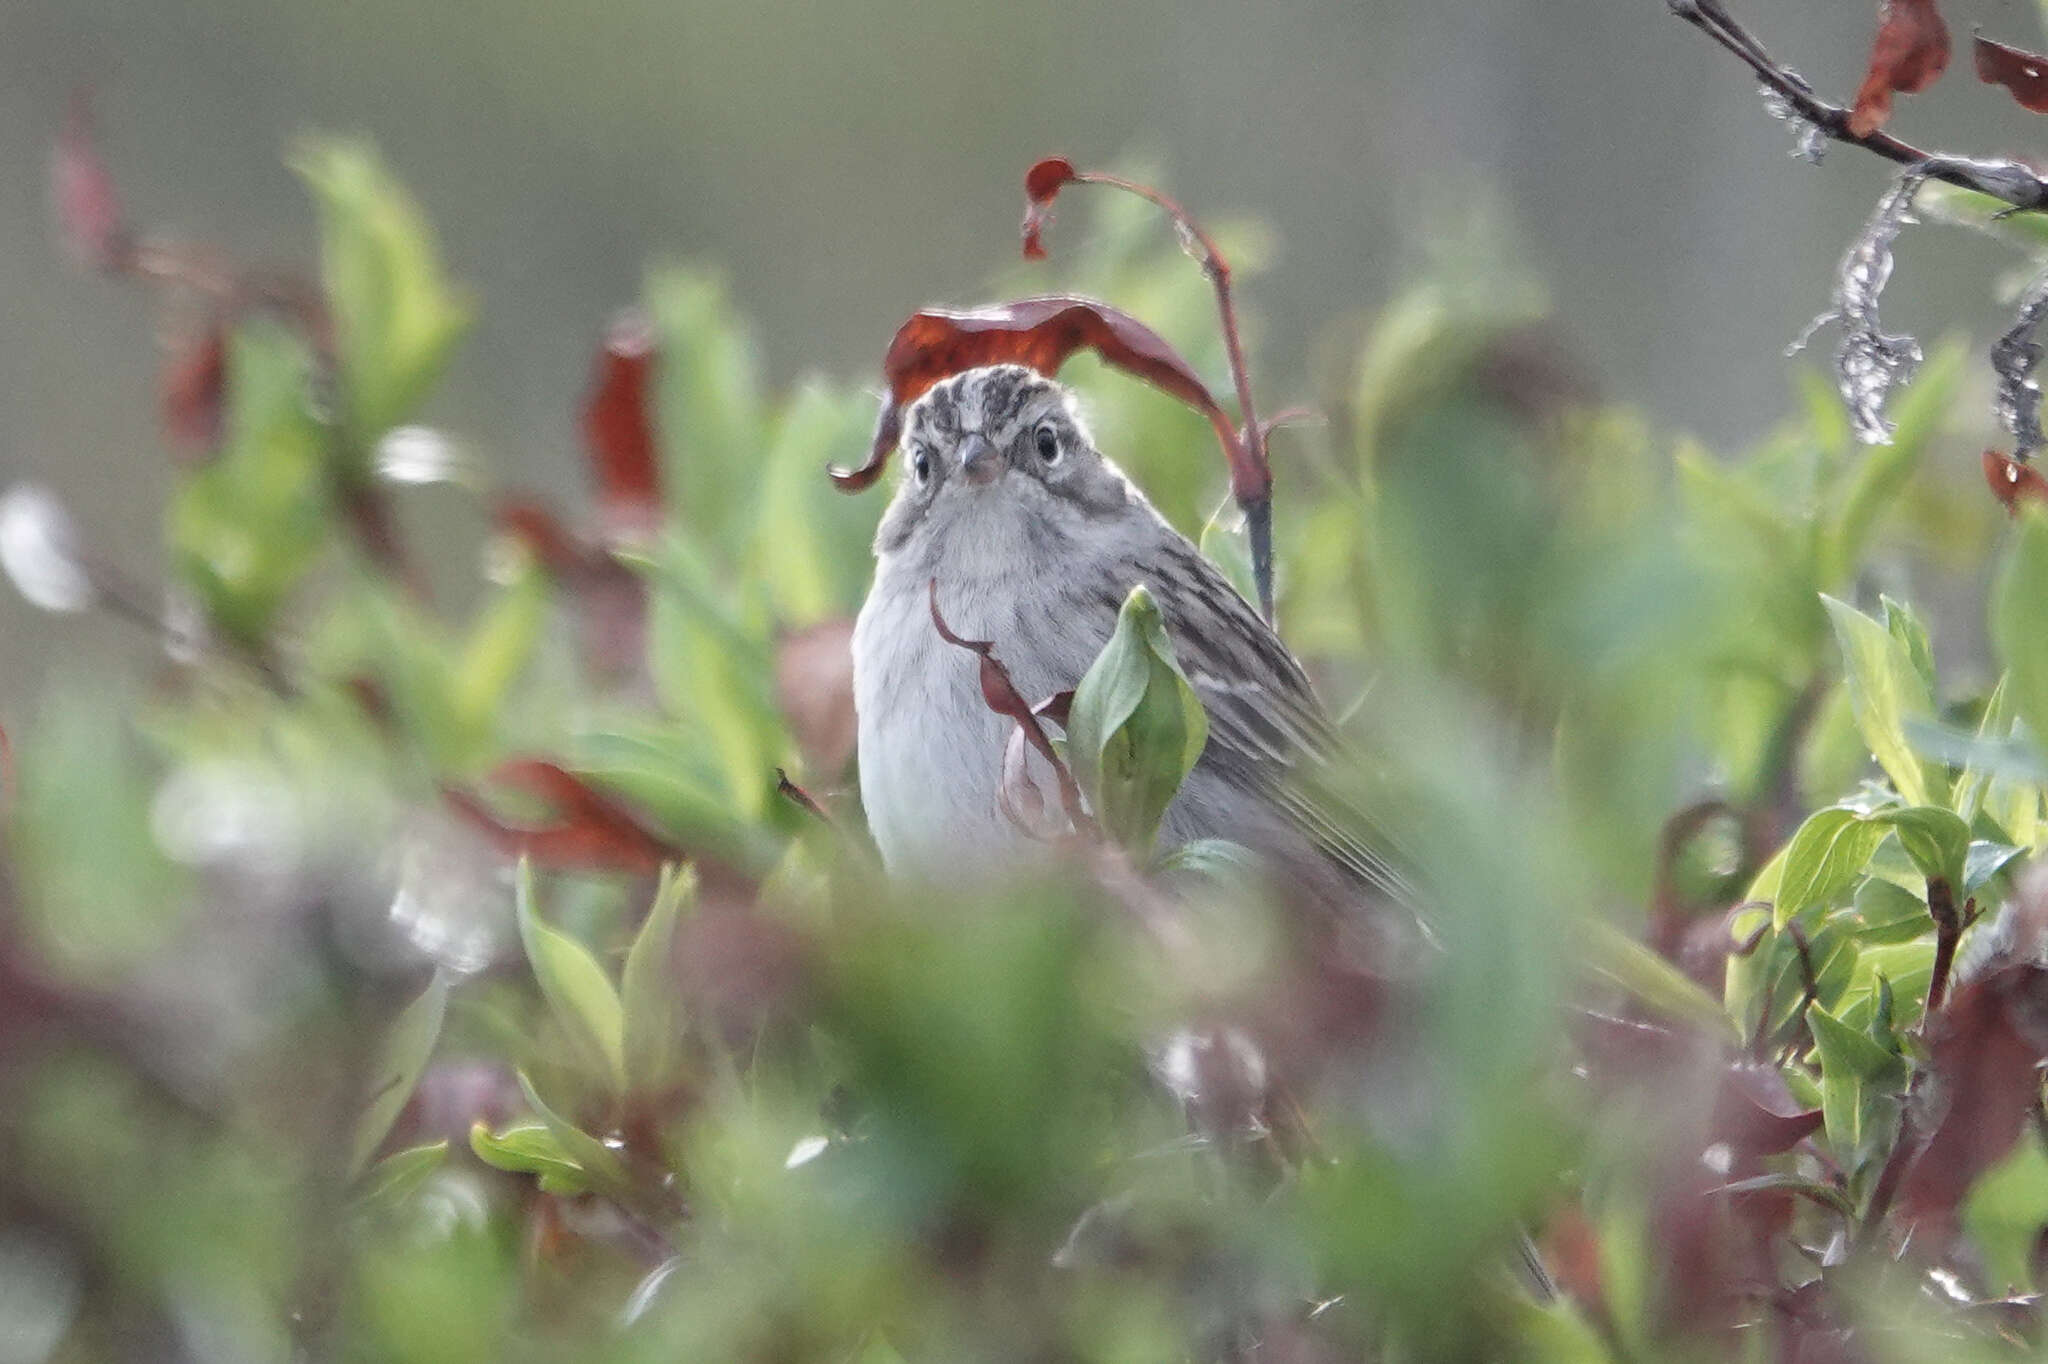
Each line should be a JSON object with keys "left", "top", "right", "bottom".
{"left": 4, "top": 0, "right": 2044, "bottom": 720}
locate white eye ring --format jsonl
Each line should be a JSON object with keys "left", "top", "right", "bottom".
{"left": 1034, "top": 422, "right": 1060, "bottom": 464}
{"left": 911, "top": 444, "right": 933, "bottom": 485}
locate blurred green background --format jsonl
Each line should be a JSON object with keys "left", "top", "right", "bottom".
{"left": 3, "top": 0, "right": 2036, "bottom": 718}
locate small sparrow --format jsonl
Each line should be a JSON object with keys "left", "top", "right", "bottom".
{"left": 851, "top": 364, "right": 1399, "bottom": 901}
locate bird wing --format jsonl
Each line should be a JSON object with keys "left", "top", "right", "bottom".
{"left": 1131, "top": 536, "right": 1418, "bottom": 907}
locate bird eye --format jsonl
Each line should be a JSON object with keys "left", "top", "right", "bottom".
{"left": 911, "top": 444, "right": 933, "bottom": 486}
{"left": 1034, "top": 422, "right": 1060, "bottom": 464}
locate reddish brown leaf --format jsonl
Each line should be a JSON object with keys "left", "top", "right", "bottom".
{"left": 774, "top": 619, "right": 857, "bottom": 777}
{"left": 50, "top": 92, "right": 129, "bottom": 271}
{"left": 580, "top": 310, "right": 662, "bottom": 542}
{"left": 831, "top": 297, "right": 1254, "bottom": 502}
{"left": 1900, "top": 963, "right": 2048, "bottom": 1238}
{"left": 159, "top": 322, "right": 227, "bottom": 454}
{"left": 444, "top": 759, "right": 683, "bottom": 874}
{"left": 1976, "top": 33, "right": 2048, "bottom": 113}
{"left": 1985, "top": 448, "right": 2048, "bottom": 512}
{"left": 927, "top": 578, "right": 1093, "bottom": 834}
{"left": 1848, "top": 0, "right": 1951, "bottom": 137}
{"left": 1713, "top": 1065, "right": 1825, "bottom": 1156}
{"left": 1021, "top": 156, "right": 1076, "bottom": 261}
{"left": 494, "top": 495, "right": 649, "bottom": 685}
{"left": 495, "top": 497, "right": 592, "bottom": 578}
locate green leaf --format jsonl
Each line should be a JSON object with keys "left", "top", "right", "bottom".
{"left": 350, "top": 972, "right": 451, "bottom": 1176}
{"left": 639, "top": 535, "right": 782, "bottom": 820}
{"left": 293, "top": 137, "right": 471, "bottom": 447}
{"left": 515, "top": 1071, "right": 629, "bottom": 1192}
{"left": 450, "top": 561, "right": 550, "bottom": 732}
{"left": 1852, "top": 876, "right": 1930, "bottom": 943}
{"left": 353, "top": 1140, "right": 449, "bottom": 1213}
{"left": 647, "top": 267, "right": 764, "bottom": 549}
{"left": 1963, "top": 1133, "right": 2048, "bottom": 1293}
{"left": 1809, "top": 1002, "right": 1906, "bottom": 1169}
{"left": 1866, "top": 806, "right": 1970, "bottom": 891}
{"left": 1881, "top": 596, "right": 1937, "bottom": 696}
{"left": 1713, "top": 1172, "right": 1854, "bottom": 1217}
{"left": 1823, "top": 595, "right": 1941, "bottom": 807}
{"left": 1064, "top": 584, "right": 1209, "bottom": 852}
{"left": 621, "top": 864, "right": 693, "bottom": 1095}
{"left": 468, "top": 1119, "right": 595, "bottom": 1195}
{"left": 1965, "top": 840, "right": 2024, "bottom": 894}
{"left": 747, "top": 380, "right": 877, "bottom": 623}
{"left": 515, "top": 859, "right": 626, "bottom": 1092}
{"left": 168, "top": 322, "right": 330, "bottom": 643}
{"left": 1993, "top": 508, "right": 2048, "bottom": 770}
{"left": 1583, "top": 919, "right": 1741, "bottom": 1042}
{"left": 1775, "top": 808, "right": 1891, "bottom": 926}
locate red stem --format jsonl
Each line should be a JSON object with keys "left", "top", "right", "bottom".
{"left": 1070, "top": 171, "right": 1277, "bottom": 620}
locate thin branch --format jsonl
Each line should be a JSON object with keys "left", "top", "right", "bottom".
{"left": 1666, "top": 0, "right": 2048, "bottom": 213}
{"left": 1040, "top": 168, "right": 1279, "bottom": 620}
{"left": 1925, "top": 878, "right": 1964, "bottom": 1015}
{"left": 774, "top": 767, "right": 836, "bottom": 827}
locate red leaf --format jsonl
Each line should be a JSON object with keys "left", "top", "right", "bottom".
{"left": 1848, "top": 0, "right": 1951, "bottom": 137}
{"left": 1900, "top": 963, "right": 2048, "bottom": 1238}
{"left": 159, "top": 322, "right": 227, "bottom": 454}
{"left": 495, "top": 497, "right": 592, "bottom": 578}
{"left": 927, "top": 578, "right": 1092, "bottom": 834}
{"left": 494, "top": 495, "right": 648, "bottom": 684}
{"left": 1985, "top": 448, "right": 2048, "bottom": 512}
{"left": 1976, "top": 33, "right": 2048, "bottom": 113}
{"left": 580, "top": 310, "right": 662, "bottom": 541}
{"left": 443, "top": 759, "right": 683, "bottom": 874}
{"left": 1020, "top": 156, "right": 1076, "bottom": 261}
{"left": 50, "top": 92, "right": 129, "bottom": 271}
{"left": 831, "top": 297, "right": 1255, "bottom": 502}
{"left": 1713, "top": 1066, "right": 1825, "bottom": 1157}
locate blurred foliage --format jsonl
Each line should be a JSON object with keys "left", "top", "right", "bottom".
{"left": 6, "top": 137, "right": 2048, "bottom": 1364}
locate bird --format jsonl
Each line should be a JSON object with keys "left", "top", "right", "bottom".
{"left": 847, "top": 367, "right": 1554, "bottom": 1299}
{"left": 849, "top": 363, "right": 1404, "bottom": 905}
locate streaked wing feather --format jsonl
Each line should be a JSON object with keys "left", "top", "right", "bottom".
{"left": 1137, "top": 538, "right": 1415, "bottom": 906}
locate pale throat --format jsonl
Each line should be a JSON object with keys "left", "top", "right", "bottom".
{"left": 898, "top": 473, "right": 1079, "bottom": 588}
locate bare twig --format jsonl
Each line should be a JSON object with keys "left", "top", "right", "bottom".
{"left": 774, "top": 767, "right": 836, "bottom": 827}
{"left": 1666, "top": 0, "right": 2048, "bottom": 213}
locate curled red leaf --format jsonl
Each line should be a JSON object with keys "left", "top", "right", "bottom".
{"left": 1976, "top": 33, "right": 2048, "bottom": 113}
{"left": 1985, "top": 448, "right": 2048, "bottom": 512}
{"left": 580, "top": 310, "right": 662, "bottom": 542}
{"left": 1848, "top": 0, "right": 1951, "bottom": 137}
{"left": 927, "top": 578, "right": 1092, "bottom": 835}
{"left": 831, "top": 297, "right": 1250, "bottom": 503}
{"left": 443, "top": 759, "right": 684, "bottom": 874}
{"left": 50, "top": 92, "right": 129, "bottom": 271}
{"left": 1020, "top": 156, "right": 1076, "bottom": 261}
{"left": 159, "top": 321, "right": 227, "bottom": 455}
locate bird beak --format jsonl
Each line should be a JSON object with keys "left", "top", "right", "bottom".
{"left": 956, "top": 433, "right": 1001, "bottom": 486}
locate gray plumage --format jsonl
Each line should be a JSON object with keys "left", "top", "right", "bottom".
{"left": 851, "top": 364, "right": 1404, "bottom": 902}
